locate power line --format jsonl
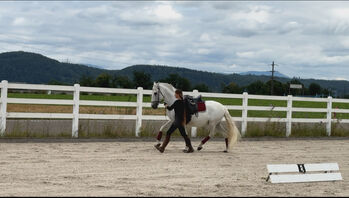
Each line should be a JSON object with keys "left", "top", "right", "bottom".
{"left": 270, "top": 61, "right": 278, "bottom": 95}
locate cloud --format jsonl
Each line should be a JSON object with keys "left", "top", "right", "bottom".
{"left": 231, "top": 5, "right": 271, "bottom": 24}
{"left": 331, "top": 8, "right": 349, "bottom": 20}
{"left": 1, "top": 1, "right": 349, "bottom": 81}
{"left": 12, "top": 17, "right": 26, "bottom": 26}
{"left": 335, "top": 77, "right": 348, "bottom": 81}
{"left": 119, "top": 3, "right": 182, "bottom": 26}
{"left": 153, "top": 4, "right": 182, "bottom": 20}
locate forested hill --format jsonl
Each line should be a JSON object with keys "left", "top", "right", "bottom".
{"left": 0, "top": 51, "right": 349, "bottom": 96}
{"left": 118, "top": 64, "right": 285, "bottom": 91}
{"left": 117, "top": 65, "right": 349, "bottom": 96}
{"left": 0, "top": 51, "right": 105, "bottom": 84}
{"left": 0, "top": 51, "right": 282, "bottom": 90}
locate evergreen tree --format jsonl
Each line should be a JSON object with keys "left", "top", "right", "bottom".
{"left": 79, "top": 75, "right": 95, "bottom": 87}
{"left": 193, "top": 83, "right": 210, "bottom": 92}
{"left": 246, "top": 81, "right": 268, "bottom": 95}
{"left": 95, "top": 73, "right": 112, "bottom": 88}
{"left": 309, "top": 83, "right": 322, "bottom": 96}
{"left": 160, "top": 73, "right": 192, "bottom": 91}
{"left": 133, "top": 71, "right": 152, "bottom": 89}
{"left": 112, "top": 75, "right": 133, "bottom": 88}
{"left": 265, "top": 80, "right": 286, "bottom": 96}
{"left": 222, "top": 82, "right": 242, "bottom": 94}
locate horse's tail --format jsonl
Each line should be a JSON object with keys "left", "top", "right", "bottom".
{"left": 224, "top": 108, "right": 241, "bottom": 151}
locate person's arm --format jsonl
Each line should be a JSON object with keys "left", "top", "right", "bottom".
{"left": 166, "top": 100, "right": 178, "bottom": 110}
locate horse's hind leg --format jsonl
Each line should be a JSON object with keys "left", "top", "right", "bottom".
{"left": 197, "top": 124, "right": 217, "bottom": 151}
{"left": 218, "top": 122, "right": 230, "bottom": 153}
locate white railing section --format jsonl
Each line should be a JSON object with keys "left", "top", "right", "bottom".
{"left": 1, "top": 80, "right": 349, "bottom": 137}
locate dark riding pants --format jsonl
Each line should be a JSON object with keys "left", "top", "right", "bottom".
{"left": 166, "top": 123, "right": 192, "bottom": 148}
{"left": 166, "top": 123, "right": 187, "bottom": 137}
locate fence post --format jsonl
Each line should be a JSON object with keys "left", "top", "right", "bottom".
{"left": 286, "top": 95, "right": 293, "bottom": 137}
{"left": 191, "top": 89, "right": 199, "bottom": 138}
{"left": 241, "top": 92, "right": 248, "bottom": 137}
{"left": 72, "top": 84, "right": 80, "bottom": 138}
{"left": 326, "top": 96, "right": 332, "bottom": 136}
{"left": 0, "top": 80, "right": 8, "bottom": 136}
{"left": 135, "top": 87, "right": 143, "bottom": 137}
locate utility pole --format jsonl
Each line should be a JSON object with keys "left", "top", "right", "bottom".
{"left": 270, "top": 61, "right": 277, "bottom": 95}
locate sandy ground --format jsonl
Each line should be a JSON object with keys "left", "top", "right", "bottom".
{"left": 0, "top": 138, "right": 348, "bottom": 197}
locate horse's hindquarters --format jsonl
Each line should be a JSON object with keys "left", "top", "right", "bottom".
{"left": 187, "top": 101, "right": 226, "bottom": 128}
{"left": 187, "top": 112, "right": 210, "bottom": 128}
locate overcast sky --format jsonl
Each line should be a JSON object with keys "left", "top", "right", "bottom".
{"left": 1, "top": 1, "right": 349, "bottom": 80}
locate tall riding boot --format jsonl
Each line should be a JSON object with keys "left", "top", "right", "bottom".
{"left": 155, "top": 135, "right": 170, "bottom": 153}
{"left": 183, "top": 136, "right": 194, "bottom": 153}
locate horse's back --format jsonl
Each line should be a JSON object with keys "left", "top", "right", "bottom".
{"left": 186, "top": 100, "right": 226, "bottom": 127}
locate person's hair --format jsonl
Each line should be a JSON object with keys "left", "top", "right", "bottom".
{"left": 175, "top": 89, "right": 183, "bottom": 100}
{"left": 175, "top": 89, "right": 186, "bottom": 125}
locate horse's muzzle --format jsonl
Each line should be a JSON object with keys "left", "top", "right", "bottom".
{"left": 151, "top": 102, "right": 158, "bottom": 109}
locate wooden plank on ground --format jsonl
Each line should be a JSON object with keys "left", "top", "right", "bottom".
{"left": 270, "top": 173, "right": 343, "bottom": 183}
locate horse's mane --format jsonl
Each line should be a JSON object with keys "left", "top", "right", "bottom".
{"left": 159, "top": 82, "right": 176, "bottom": 91}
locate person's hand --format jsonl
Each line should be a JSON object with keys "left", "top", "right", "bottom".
{"left": 164, "top": 103, "right": 168, "bottom": 107}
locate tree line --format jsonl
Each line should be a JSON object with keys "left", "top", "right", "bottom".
{"left": 222, "top": 78, "right": 333, "bottom": 97}
{"left": 78, "top": 71, "right": 209, "bottom": 92}
{"left": 77, "top": 71, "right": 333, "bottom": 97}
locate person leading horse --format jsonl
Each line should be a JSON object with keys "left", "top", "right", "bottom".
{"left": 154, "top": 89, "right": 194, "bottom": 153}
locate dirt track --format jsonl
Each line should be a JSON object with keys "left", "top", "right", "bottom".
{"left": 0, "top": 138, "right": 348, "bottom": 196}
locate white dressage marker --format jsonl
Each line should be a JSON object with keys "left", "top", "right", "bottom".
{"left": 266, "top": 163, "right": 343, "bottom": 183}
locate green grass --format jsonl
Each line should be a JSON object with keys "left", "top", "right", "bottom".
{"left": 9, "top": 93, "right": 74, "bottom": 100}
{"left": 245, "top": 122, "right": 286, "bottom": 137}
{"left": 8, "top": 92, "right": 153, "bottom": 102}
{"left": 290, "top": 123, "right": 327, "bottom": 137}
{"left": 333, "top": 102, "right": 349, "bottom": 109}
{"left": 249, "top": 99, "right": 287, "bottom": 107}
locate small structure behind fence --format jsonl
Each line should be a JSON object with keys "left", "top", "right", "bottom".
{"left": 1, "top": 80, "right": 349, "bottom": 137}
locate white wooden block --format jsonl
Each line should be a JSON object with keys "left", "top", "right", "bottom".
{"left": 267, "top": 163, "right": 339, "bottom": 173}
{"left": 270, "top": 173, "right": 342, "bottom": 183}
{"left": 267, "top": 163, "right": 342, "bottom": 184}
{"left": 268, "top": 164, "right": 299, "bottom": 173}
{"left": 305, "top": 163, "right": 339, "bottom": 172}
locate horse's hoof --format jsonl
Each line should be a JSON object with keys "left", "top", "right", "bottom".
{"left": 197, "top": 146, "right": 203, "bottom": 151}
{"left": 154, "top": 144, "right": 160, "bottom": 149}
{"left": 154, "top": 145, "right": 164, "bottom": 153}
{"left": 154, "top": 143, "right": 161, "bottom": 148}
{"left": 223, "top": 150, "right": 228, "bottom": 153}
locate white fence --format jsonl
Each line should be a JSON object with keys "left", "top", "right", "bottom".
{"left": 1, "top": 80, "right": 349, "bottom": 138}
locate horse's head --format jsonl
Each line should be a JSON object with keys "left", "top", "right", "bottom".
{"left": 151, "top": 82, "right": 163, "bottom": 109}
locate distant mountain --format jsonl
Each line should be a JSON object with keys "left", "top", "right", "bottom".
{"left": 0, "top": 51, "right": 105, "bottom": 84}
{"left": 116, "top": 65, "right": 349, "bottom": 96}
{"left": 1, "top": 51, "right": 349, "bottom": 96}
{"left": 239, "top": 71, "right": 289, "bottom": 78}
{"left": 83, "top": 63, "right": 105, "bottom": 69}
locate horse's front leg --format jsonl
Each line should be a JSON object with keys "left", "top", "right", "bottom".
{"left": 155, "top": 110, "right": 174, "bottom": 146}
{"left": 155, "top": 119, "right": 172, "bottom": 146}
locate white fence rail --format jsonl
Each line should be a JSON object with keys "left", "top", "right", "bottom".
{"left": 1, "top": 80, "right": 349, "bottom": 137}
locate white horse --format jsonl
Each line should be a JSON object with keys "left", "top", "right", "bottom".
{"left": 151, "top": 82, "right": 241, "bottom": 152}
